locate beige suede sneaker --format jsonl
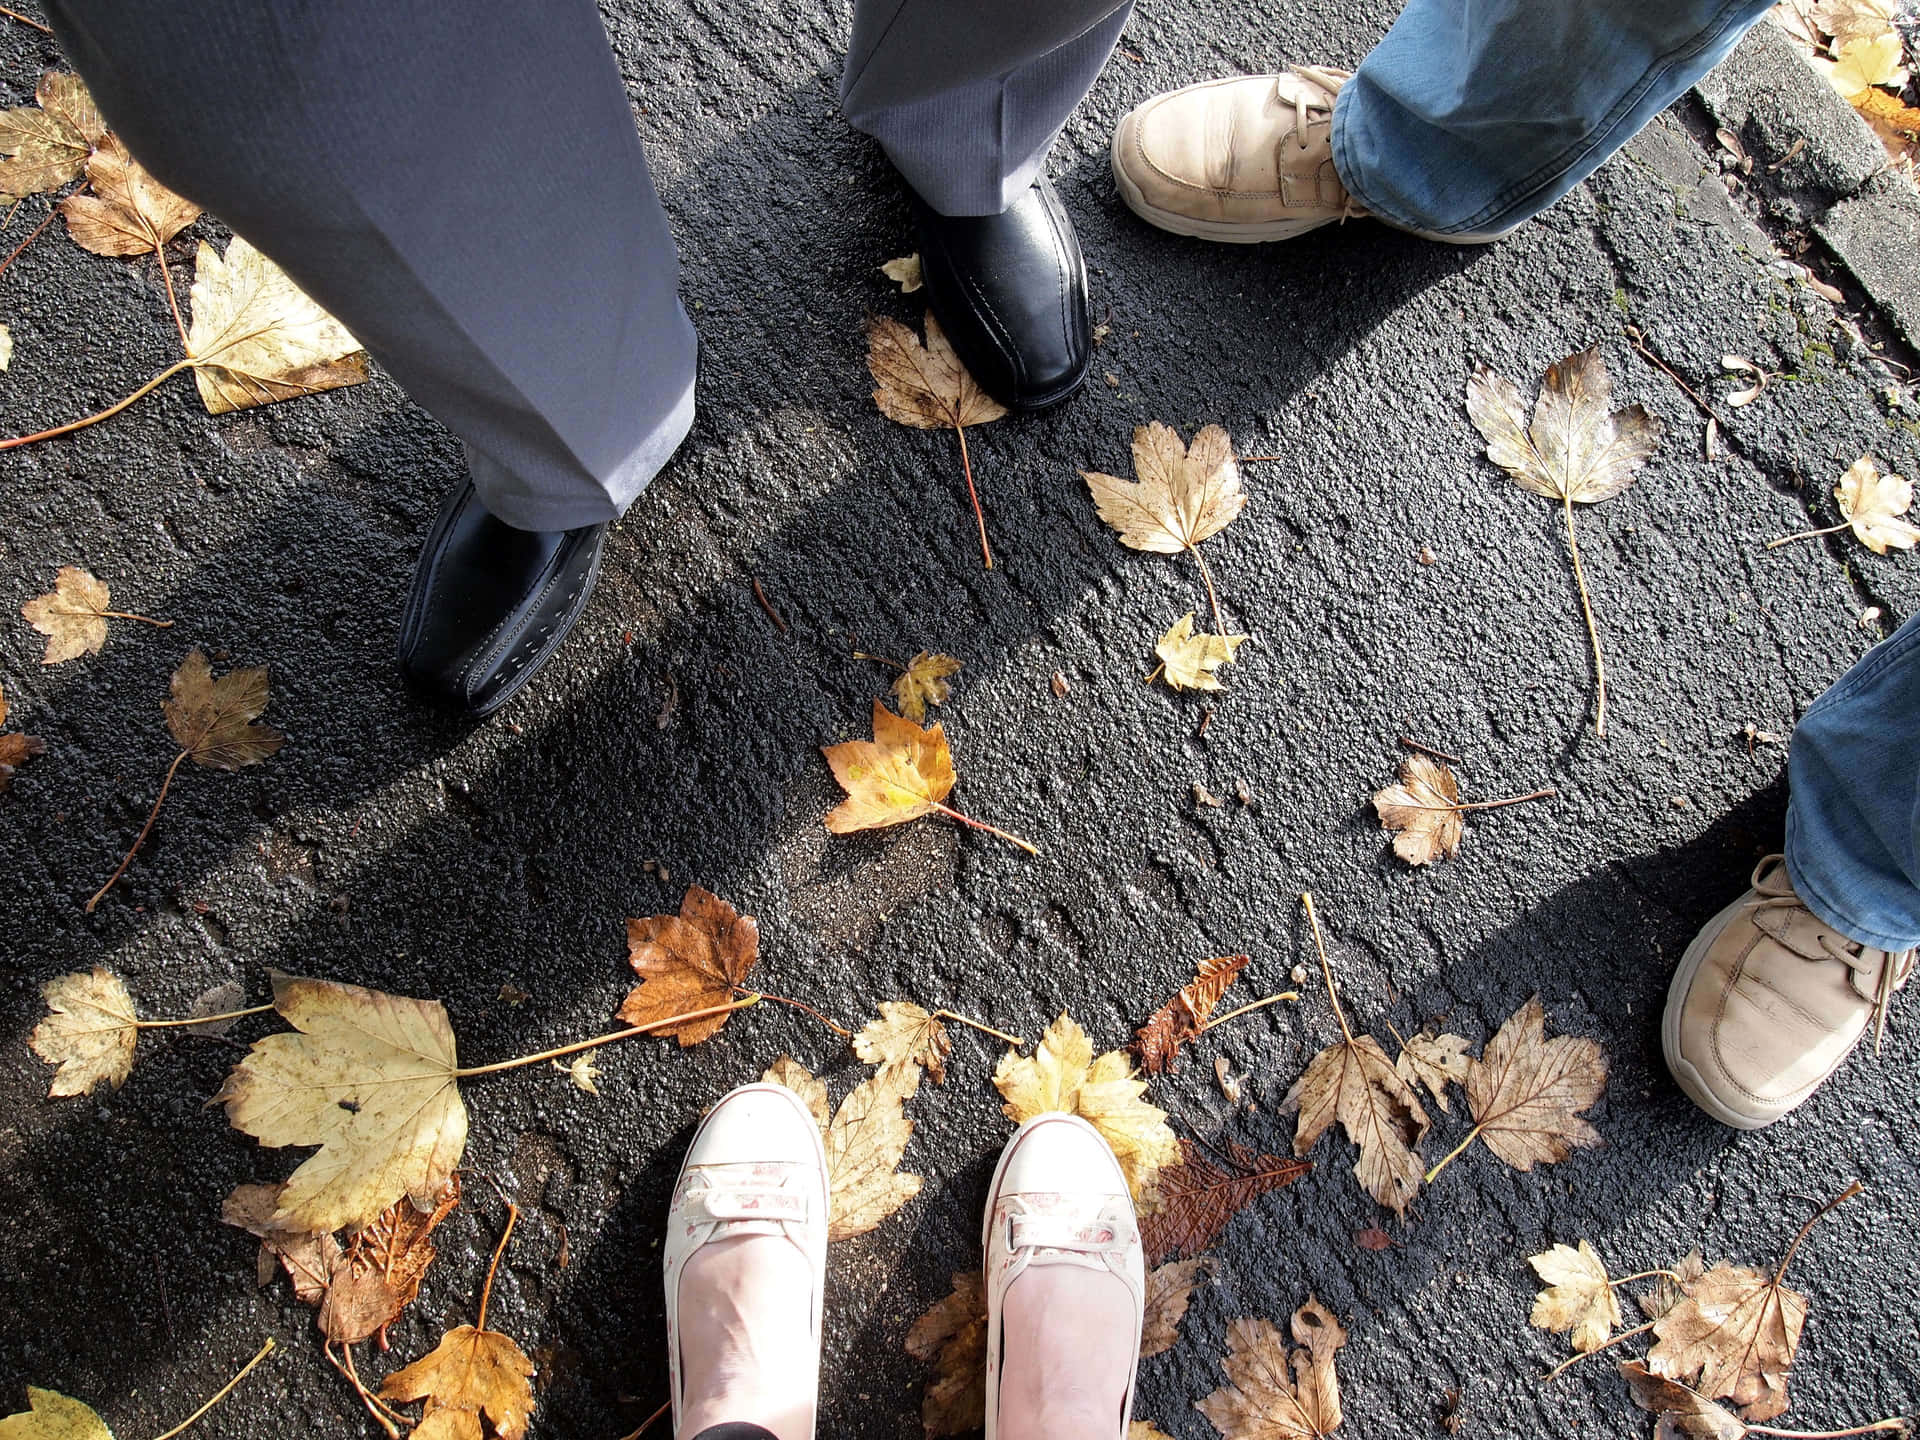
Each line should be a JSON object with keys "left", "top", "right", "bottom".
{"left": 1663, "top": 855, "right": 1912, "bottom": 1129}
{"left": 1111, "top": 68, "right": 1361, "bottom": 243}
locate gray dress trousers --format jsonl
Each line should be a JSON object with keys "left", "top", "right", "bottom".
{"left": 46, "top": 0, "right": 1132, "bottom": 528}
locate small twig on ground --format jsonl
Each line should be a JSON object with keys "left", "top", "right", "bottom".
{"left": 1397, "top": 735, "right": 1462, "bottom": 764}
{"left": 615, "top": 1400, "right": 674, "bottom": 1440}
{"left": 0, "top": 5, "right": 53, "bottom": 32}
{"left": 751, "top": 577, "right": 789, "bottom": 634}
{"left": 149, "top": 1338, "right": 276, "bottom": 1440}
{"left": 955, "top": 422, "right": 993, "bottom": 569}
{"left": 450, "top": 996, "right": 760, "bottom": 1078}
{"left": 88, "top": 748, "right": 190, "bottom": 912}
{"left": 1191, "top": 991, "right": 1300, "bottom": 1037}
{"left": 1624, "top": 326, "right": 1724, "bottom": 424}
{"left": 0, "top": 206, "right": 57, "bottom": 285}
{"left": 736, "top": 987, "right": 851, "bottom": 1038}
{"left": 1540, "top": 1321, "right": 1655, "bottom": 1382}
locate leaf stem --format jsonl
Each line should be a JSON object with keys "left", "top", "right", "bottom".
{"left": 0, "top": 358, "right": 195, "bottom": 451}
{"left": 327, "top": 1344, "right": 403, "bottom": 1440}
{"left": 87, "top": 747, "right": 188, "bottom": 913}
{"left": 136, "top": 1003, "right": 275, "bottom": 1030}
{"left": 1746, "top": 1421, "right": 1912, "bottom": 1438}
{"left": 954, "top": 421, "right": 993, "bottom": 570}
{"left": 1299, "top": 891, "right": 1353, "bottom": 1046}
{"left": 929, "top": 799, "right": 1036, "bottom": 855}
{"left": 1188, "top": 543, "right": 1226, "bottom": 637}
{"left": 930, "top": 1009, "right": 1025, "bottom": 1047}
{"left": 100, "top": 610, "right": 175, "bottom": 628}
{"left": 1608, "top": 1268, "right": 1682, "bottom": 1288}
{"left": 1561, "top": 493, "right": 1608, "bottom": 737}
{"left": 852, "top": 650, "right": 907, "bottom": 672}
{"left": 148, "top": 1338, "right": 275, "bottom": 1440}
{"left": 155, "top": 245, "right": 189, "bottom": 357}
{"left": 1398, "top": 735, "right": 1463, "bottom": 764}
{"left": 614, "top": 1399, "right": 674, "bottom": 1440}
{"left": 1774, "top": 1180, "right": 1863, "bottom": 1284}
{"left": 1625, "top": 329, "right": 1724, "bottom": 424}
{"left": 0, "top": 206, "right": 55, "bottom": 284}
{"left": 1392, "top": 789, "right": 1558, "bottom": 814}
{"left": 450, "top": 996, "right": 760, "bottom": 1077}
{"left": 476, "top": 1197, "right": 517, "bottom": 1332}
{"left": 1423, "top": 1125, "right": 1483, "bottom": 1184}
{"left": 751, "top": 577, "right": 789, "bottom": 635}
{"left": 739, "top": 988, "right": 851, "bottom": 1038}
{"left": 1191, "top": 991, "right": 1300, "bottom": 1037}
{"left": 1766, "top": 521, "right": 1850, "bottom": 550}
{"left": 1539, "top": 1320, "right": 1655, "bottom": 1382}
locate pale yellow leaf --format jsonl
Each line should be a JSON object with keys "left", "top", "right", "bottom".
{"left": 1830, "top": 32, "right": 1908, "bottom": 96}
{"left": 1197, "top": 1299, "right": 1348, "bottom": 1440}
{"left": 867, "top": 313, "right": 1006, "bottom": 430}
{"left": 880, "top": 253, "right": 923, "bottom": 293}
{"left": 1393, "top": 1030, "right": 1473, "bottom": 1113}
{"left": 0, "top": 1387, "right": 114, "bottom": 1440}
{"left": 761, "top": 1053, "right": 832, "bottom": 1128}
{"left": 187, "top": 236, "right": 367, "bottom": 414}
{"left": 29, "top": 968, "right": 138, "bottom": 1097}
{"left": 1834, "top": 455, "right": 1920, "bottom": 553}
{"left": 764, "top": 1055, "right": 923, "bottom": 1240}
{"left": 1082, "top": 421, "right": 1246, "bottom": 554}
{"left": 1155, "top": 613, "right": 1248, "bottom": 692}
{"left": 853, "top": 1001, "right": 953, "bottom": 1084}
{"left": 1372, "top": 756, "right": 1464, "bottom": 867}
{"left": 1466, "top": 348, "right": 1663, "bottom": 503}
{"left": 21, "top": 566, "right": 111, "bottom": 664}
{"left": 1528, "top": 1239, "right": 1624, "bottom": 1352}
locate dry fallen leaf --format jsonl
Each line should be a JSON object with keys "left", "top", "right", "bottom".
{"left": 0, "top": 72, "right": 106, "bottom": 199}
{"left": 1140, "top": 1138, "right": 1311, "bottom": 1264}
{"left": 893, "top": 650, "right": 963, "bottom": 723}
{"left": 1428, "top": 996, "right": 1607, "bottom": 1182}
{"left": 380, "top": 1325, "right": 536, "bottom": 1440}
{"left": 1142, "top": 1256, "right": 1217, "bottom": 1357}
{"left": 22, "top": 566, "right": 114, "bottom": 663}
{"left": 880, "top": 253, "right": 924, "bottom": 293}
{"left": 867, "top": 312, "right": 1007, "bottom": 568}
{"left": 854, "top": 1001, "right": 953, "bottom": 1084}
{"left": 1811, "top": 0, "right": 1901, "bottom": 47}
{"left": 1466, "top": 347, "right": 1663, "bottom": 737}
{"left": 1528, "top": 1239, "right": 1623, "bottom": 1353}
{"left": 994, "top": 1012, "right": 1181, "bottom": 1198}
{"left": 0, "top": 683, "right": 46, "bottom": 794}
{"left": 0, "top": 1387, "right": 113, "bottom": 1440}
{"left": 1131, "top": 1425, "right": 1177, "bottom": 1440}
{"left": 1649, "top": 1262, "right": 1806, "bottom": 1422}
{"left": 822, "top": 701, "right": 1033, "bottom": 853}
{"left": 552, "top": 1055, "right": 600, "bottom": 1094}
{"left": 214, "top": 971, "right": 468, "bottom": 1234}
{"left": 222, "top": 1181, "right": 344, "bottom": 1306}
{"left": 763, "top": 1055, "right": 926, "bottom": 1241}
{"left": 1155, "top": 613, "right": 1248, "bottom": 692}
{"left": 1134, "top": 953, "right": 1251, "bottom": 1073}
{"left": 1619, "top": 1361, "right": 1749, "bottom": 1440}
{"left": 1392, "top": 1029, "right": 1473, "bottom": 1114}
{"left": 0, "top": 323, "right": 11, "bottom": 371}
{"left": 1197, "top": 1299, "right": 1348, "bottom": 1440}
{"left": 1083, "top": 422, "right": 1246, "bottom": 555}
{"left": 188, "top": 236, "right": 367, "bottom": 415}
{"left": 60, "top": 134, "right": 199, "bottom": 257}
{"left": 1372, "top": 756, "right": 1464, "bottom": 866}
{"left": 1834, "top": 456, "right": 1920, "bottom": 554}
{"left": 28, "top": 968, "right": 139, "bottom": 1097}
{"left": 906, "top": 1273, "right": 987, "bottom": 1439}
{"left": 1639, "top": 1248, "right": 1707, "bottom": 1321}
{"left": 618, "top": 885, "right": 760, "bottom": 1045}
{"left": 1830, "top": 32, "right": 1909, "bottom": 95}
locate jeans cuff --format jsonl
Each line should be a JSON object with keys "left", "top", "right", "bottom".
{"left": 1784, "top": 805, "right": 1920, "bottom": 954}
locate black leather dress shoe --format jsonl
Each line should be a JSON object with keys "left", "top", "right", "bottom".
{"left": 910, "top": 177, "right": 1091, "bottom": 413}
{"left": 396, "top": 476, "right": 606, "bottom": 717}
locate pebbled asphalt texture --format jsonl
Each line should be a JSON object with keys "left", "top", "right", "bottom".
{"left": 3, "top": 3, "right": 1919, "bottom": 1438}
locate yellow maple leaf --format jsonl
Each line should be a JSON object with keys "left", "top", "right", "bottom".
{"left": 21, "top": 566, "right": 112, "bottom": 663}
{"left": 28, "top": 968, "right": 139, "bottom": 1097}
{"left": 1528, "top": 1239, "right": 1623, "bottom": 1353}
{"left": 0, "top": 71, "right": 106, "bottom": 200}
{"left": 893, "top": 650, "right": 963, "bottom": 723}
{"left": 762, "top": 1055, "right": 925, "bottom": 1241}
{"left": 1155, "top": 613, "right": 1248, "bottom": 692}
{"left": 1830, "top": 32, "right": 1909, "bottom": 96}
{"left": 821, "top": 701, "right": 1035, "bottom": 853}
{"left": 0, "top": 1386, "right": 113, "bottom": 1440}
{"left": 1835, "top": 455, "right": 1920, "bottom": 553}
{"left": 187, "top": 236, "right": 367, "bottom": 414}
{"left": 1082, "top": 422, "right": 1246, "bottom": 555}
{"left": 380, "top": 1326, "right": 536, "bottom": 1440}
{"left": 853, "top": 1001, "right": 953, "bottom": 1083}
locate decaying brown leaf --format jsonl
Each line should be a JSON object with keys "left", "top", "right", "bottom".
{"left": 215, "top": 971, "right": 468, "bottom": 1235}
{"left": 993, "top": 1012, "right": 1181, "bottom": 1199}
{"left": 0, "top": 684, "right": 47, "bottom": 794}
{"left": 618, "top": 886, "right": 760, "bottom": 1045}
{"left": 60, "top": 134, "right": 199, "bottom": 257}
{"left": 893, "top": 650, "right": 963, "bottom": 723}
{"left": 0, "top": 71, "right": 106, "bottom": 199}
{"left": 1142, "top": 1256, "right": 1217, "bottom": 1357}
{"left": 1428, "top": 996, "right": 1606, "bottom": 1181}
{"left": 1528, "top": 1239, "right": 1623, "bottom": 1353}
{"left": 1155, "top": 613, "right": 1248, "bottom": 692}
{"left": 22, "top": 566, "right": 112, "bottom": 663}
{"left": 0, "top": 1387, "right": 114, "bottom": 1440}
{"left": 823, "top": 700, "right": 1034, "bottom": 853}
{"left": 866, "top": 313, "right": 1007, "bottom": 567}
{"left": 1082, "top": 422, "right": 1246, "bottom": 555}
{"left": 1834, "top": 456, "right": 1920, "bottom": 554}
{"left": 379, "top": 1324, "right": 536, "bottom": 1440}
{"left": 1140, "top": 1139, "right": 1311, "bottom": 1265}
{"left": 1465, "top": 347, "right": 1663, "bottom": 737}
{"left": 1197, "top": 1299, "right": 1349, "bottom": 1440}
{"left": 1648, "top": 1262, "right": 1807, "bottom": 1422}
{"left": 763, "top": 1055, "right": 925, "bottom": 1241}
{"left": 1392, "top": 1029, "right": 1473, "bottom": 1114}
{"left": 854, "top": 1001, "right": 953, "bottom": 1084}
{"left": 188, "top": 236, "right": 367, "bottom": 415}
{"left": 1622, "top": 1361, "right": 1747, "bottom": 1440}
{"left": 1134, "top": 953, "right": 1251, "bottom": 1073}
{"left": 1372, "top": 756, "right": 1464, "bottom": 866}
{"left": 28, "top": 968, "right": 139, "bottom": 1097}
{"left": 906, "top": 1273, "right": 987, "bottom": 1439}
{"left": 223, "top": 1181, "right": 344, "bottom": 1306}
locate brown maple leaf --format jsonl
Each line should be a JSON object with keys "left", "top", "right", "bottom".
{"left": 1372, "top": 756, "right": 1555, "bottom": 867}
{"left": 867, "top": 313, "right": 1007, "bottom": 568}
{"left": 892, "top": 650, "right": 963, "bottom": 724}
{"left": 1426, "top": 996, "right": 1606, "bottom": 1182}
{"left": 1139, "top": 1138, "right": 1311, "bottom": 1265}
{"left": 60, "top": 134, "right": 200, "bottom": 257}
{"left": 224, "top": 1181, "right": 344, "bottom": 1305}
{"left": 0, "top": 72, "right": 106, "bottom": 199}
{"left": 822, "top": 700, "right": 1034, "bottom": 854}
{"left": 618, "top": 886, "right": 760, "bottom": 1045}
{"left": 854, "top": 1001, "right": 953, "bottom": 1084}
{"left": 1391, "top": 1028, "right": 1473, "bottom": 1114}
{"left": 1197, "top": 1299, "right": 1349, "bottom": 1440}
{"left": 0, "top": 682, "right": 47, "bottom": 794}
{"left": 906, "top": 1272, "right": 987, "bottom": 1439}
{"left": 1134, "top": 954, "right": 1251, "bottom": 1073}
{"left": 1141, "top": 1256, "right": 1216, "bottom": 1358}
{"left": 1648, "top": 1262, "right": 1808, "bottom": 1421}
{"left": 88, "top": 648, "right": 284, "bottom": 912}
{"left": 21, "top": 566, "right": 173, "bottom": 664}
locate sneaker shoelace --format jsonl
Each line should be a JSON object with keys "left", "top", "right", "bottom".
{"left": 1280, "top": 66, "right": 1363, "bottom": 221}
{"left": 1750, "top": 854, "right": 1913, "bottom": 1051}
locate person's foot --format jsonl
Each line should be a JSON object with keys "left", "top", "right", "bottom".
{"left": 1664, "top": 854, "right": 1913, "bottom": 1129}
{"left": 395, "top": 475, "right": 606, "bottom": 717}
{"left": 909, "top": 177, "right": 1091, "bottom": 413}
{"left": 983, "top": 1115, "right": 1143, "bottom": 1440}
{"left": 664, "top": 1085, "right": 829, "bottom": 1440}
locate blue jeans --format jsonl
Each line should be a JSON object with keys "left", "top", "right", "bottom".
{"left": 1787, "top": 614, "right": 1920, "bottom": 953}
{"left": 1333, "top": 0, "right": 1778, "bottom": 236}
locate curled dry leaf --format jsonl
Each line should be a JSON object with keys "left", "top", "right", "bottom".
{"left": 214, "top": 971, "right": 468, "bottom": 1234}
{"left": 1156, "top": 613, "right": 1248, "bottom": 692}
{"left": 618, "top": 885, "right": 760, "bottom": 1046}
{"left": 1197, "top": 1299, "right": 1348, "bottom": 1440}
{"left": 29, "top": 968, "right": 138, "bottom": 1097}
{"left": 1134, "top": 953, "right": 1251, "bottom": 1074}
{"left": 906, "top": 1273, "right": 987, "bottom": 1439}
{"left": 0, "top": 1387, "right": 113, "bottom": 1440}
{"left": 223, "top": 1181, "right": 344, "bottom": 1306}
{"left": 1372, "top": 756, "right": 1464, "bottom": 865}
{"left": 994, "top": 1012, "right": 1180, "bottom": 1199}
{"left": 1834, "top": 456, "right": 1920, "bottom": 554}
{"left": 0, "top": 683, "right": 47, "bottom": 793}
{"left": 1140, "top": 1138, "right": 1311, "bottom": 1265}
{"left": 854, "top": 1001, "right": 953, "bottom": 1084}
{"left": 762, "top": 1055, "right": 925, "bottom": 1241}
{"left": 1528, "top": 1239, "right": 1623, "bottom": 1353}
{"left": 1649, "top": 1262, "right": 1806, "bottom": 1422}
{"left": 0, "top": 71, "right": 106, "bottom": 199}
{"left": 880, "top": 253, "right": 924, "bottom": 293}
{"left": 1619, "top": 1361, "right": 1748, "bottom": 1440}
{"left": 893, "top": 650, "right": 963, "bottom": 723}
{"left": 1141, "top": 1256, "right": 1217, "bottom": 1358}
{"left": 379, "top": 1325, "right": 537, "bottom": 1440}
{"left": 21, "top": 566, "right": 112, "bottom": 663}
{"left": 1393, "top": 1030, "right": 1472, "bottom": 1114}
{"left": 60, "top": 134, "right": 199, "bottom": 257}
{"left": 188, "top": 236, "right": 367, "bottom": 414}
{"left": 553, "top": 1055, "right": 600, "bottom": 1094}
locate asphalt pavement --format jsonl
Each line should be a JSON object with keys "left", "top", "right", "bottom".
{"left": 2, "top": 2, "right": 1918, "bottom": 1438}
